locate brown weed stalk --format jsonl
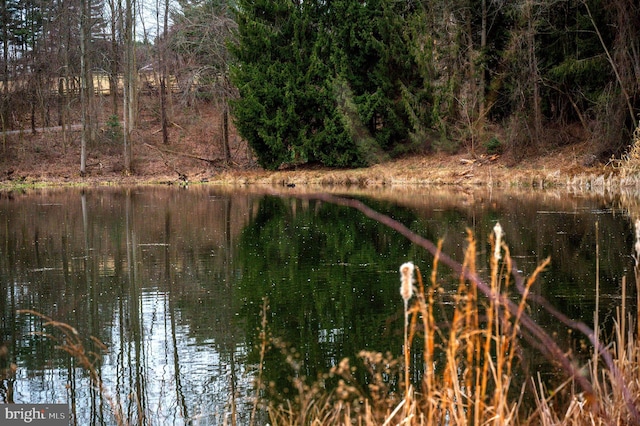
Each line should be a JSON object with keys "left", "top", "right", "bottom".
{"left": 17, "top": 309, "right": 126, "bottom": 426}
{"left": 394, "top": 223, "right": 542, "bottom": 425}
{"left": 250, "top": 297, "right": 270, "bottom": 425}
{"left": 261, "top": 217, "right": 639, "bottom": 424}
{"left": 531, "top": 275, "right": 640, "bottom": 425}
{"left": 288, "top": 193, "right": 640, "bottom": 416}
{"left": 531, "top": 220, "right": 640, "bottom": 425}
{"left": 249, "top": 299, "right": 357, "bottom": 425}
{"left": 399, "top": 261, "right": 415, "bottom": 410}
{"left": 306, "top": 224, "right": 541, "bottom": 425}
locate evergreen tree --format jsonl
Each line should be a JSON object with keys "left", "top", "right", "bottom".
{"left": 231, "top": 0, "right": 351, "bottom": 169}
{"left": 542, "top": 1, "right": 612, "bottom": 123}
{"left": 230, "top": 0, "right": 428, "bottom": 170}
{"left": 328, "top": 0, "right": 426, "bottom": 153}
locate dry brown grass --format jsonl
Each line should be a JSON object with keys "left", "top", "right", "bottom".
{"left": 257, "top": 220, "right": 640, "bottom": 426}
{"left": 530, "top": 280, "right": 640, "bottom": 425}
{"left": 530, "top": 219, "right": 640, "bottom": 426}
{"left": 617, "top": 125, "right": 640, "bottom": 176}
{"left": 601, "top": 123, "right": 640, "bottom": 189}
{"left": 258, "top": 228, "right": 537, "bottom": 425}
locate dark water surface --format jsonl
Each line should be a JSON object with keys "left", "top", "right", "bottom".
{"left": 0, "top": 186, "right": 637, "bottom": 424}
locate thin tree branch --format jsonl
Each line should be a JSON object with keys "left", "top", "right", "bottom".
{"left": 583, "top": 0, "right": 637, "bottom": 127}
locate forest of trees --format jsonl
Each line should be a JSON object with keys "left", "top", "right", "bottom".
{"left": 1, "top": 0, "right": 639, "bottom": 171}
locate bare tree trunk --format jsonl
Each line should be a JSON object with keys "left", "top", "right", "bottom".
{"left": 62, "top": 26, "right": 72, "bottom": 155}
{"left": 123, "top": 0, "right": 136, "bottom": 174}
{"left": 222, "top": 96, "right": 230, "bottom": 164}
{"left": 58, "top": 78, "right": 67, "bottom": 152}
{"left": 30, "top": 96, "right": 36, "bottom": 134}
{"left": 1, "top": 114, "right": 5, "bottom": 154}
{"left": 1, "top": 0, "right": 8, "bottom": 143}
{"left": 1, "top": 0, "right": 7, "bottom": 96}
{"left": 80, "top": 0, "right": 89, "bottom": 176}
{"left": 160, "top": 78, "right": 169, "bottom": 144}
{"left": 465, "top": 3, "right": 476, "bottom": 109}
{"left": 464, "top": 0, "right": 478, "bottom": 153}
{"left": 108, "top": 0, "right": 119, "bottom": 115}
{"left": 478, "top": 0, "right": 487, "bottom": 121}
{"left": 527, "top": 0, "right": 542, "bottom": 144}
{"left": 87, "top": 0, "right": 97, "bottom": 145}
{"left": 159, "top": 0, "right": 169, "bottom": 144}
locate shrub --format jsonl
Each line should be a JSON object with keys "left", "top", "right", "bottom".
{"left": 105, "top": 115, "right": 123, "bottom": 144}
{"left": 485, "top": 136, "right": 503, "bottom": 154}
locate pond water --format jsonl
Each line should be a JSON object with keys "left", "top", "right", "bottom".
{"left": 0, "top": 186, "right": 637, "bottom": 424}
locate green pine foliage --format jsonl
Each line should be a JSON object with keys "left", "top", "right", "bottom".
{"left": 230, "top": 0, "right": 428, "bottom": 169}
{"left": 329, "top": 0, "right": 429, "bottom": 154}
{"left": 231, "top": 0, "right": 351, "bottom": 169}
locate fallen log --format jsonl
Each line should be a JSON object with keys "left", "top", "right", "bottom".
{"left": 143, "top": 142, "right": 227, "bottom": 166}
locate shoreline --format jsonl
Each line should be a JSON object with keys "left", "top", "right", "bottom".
{"left": 0, "top": 159, "right": 632, "bottom": 193}
{"left": 1, "top": 141, "right": 637, "bottom": 193}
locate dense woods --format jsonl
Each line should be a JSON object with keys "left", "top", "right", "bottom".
{"left": 1, "top": 0, "right": 639, "bottom": 171}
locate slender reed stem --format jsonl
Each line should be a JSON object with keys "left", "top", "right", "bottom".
{"left": 399, "top": 262, "right": 414, "bottom": 401}
{"left": 250, "top": 297, "right": 270, "bottom": 426}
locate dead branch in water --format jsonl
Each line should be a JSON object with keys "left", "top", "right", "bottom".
{"left": 263, "top": 190, "right": 639, "bottom": 422}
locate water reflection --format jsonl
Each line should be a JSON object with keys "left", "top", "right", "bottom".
{"left": 0, "top": 186, "right": 637, "bottom": 424}
{"left": 1, "top": 187, "right": 255, "bottom": 425}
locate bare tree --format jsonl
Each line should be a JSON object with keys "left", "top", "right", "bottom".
{"left": 169, "top": 0, "right": 237, "bottom": 163}
{"left": 158, "top": 0, "right": 170, "bottom": 144}
{"left": 1, "top": 0, "right": 9, "bottom": 143}
{"left": 122, "top": 0, "right": 136, "bottom": 173}
{"left": 80, "top": 0, "right": 90, "bottom": 175}
{"left": 106, "top": 0, "right": 120, "bottom": 116}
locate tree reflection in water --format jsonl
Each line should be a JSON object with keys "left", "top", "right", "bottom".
{"left": 0, "top": 186, "right": 636, "bottom": 424}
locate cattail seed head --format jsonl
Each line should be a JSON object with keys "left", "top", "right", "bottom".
{"left": 493, "top": 222, "right": 504, "bottom": 260}
{"left": 399, "top": 262, "right": 415, "bottom": 302}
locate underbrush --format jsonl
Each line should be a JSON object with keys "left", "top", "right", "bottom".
{"left": 614, "top": 123, "right": 640, "bottom": 184}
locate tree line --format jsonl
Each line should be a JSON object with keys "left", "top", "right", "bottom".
{"left": 1, "top": 0, "right": 639, "bottom": 172}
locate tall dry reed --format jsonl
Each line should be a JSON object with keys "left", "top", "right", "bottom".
{"left": 530, "top": 219, "right": 640, "bottom": 425}
{"left": 399, "top": 261, "right": 415, "bottom": 404}
{"left": 259, "top": 192, "right": 640, "bottom": 425}
{"left": 17, "top": 309, "right": 126, "bottom": 426}
{"left": 260, "top": 223, "right": 548, "bottom": 425}
{"left": 384, "top": 223, "right": 546, "bottom": 425}
{"left": 613, "top": 121, "right": 640, "bottom": 180}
